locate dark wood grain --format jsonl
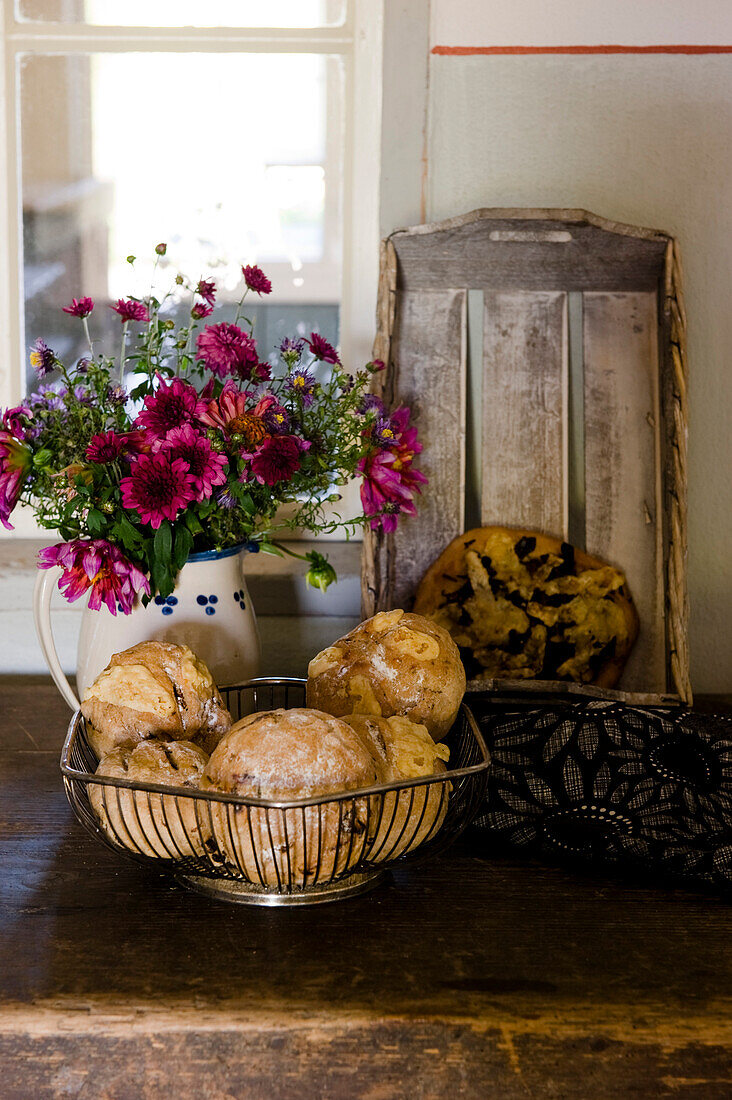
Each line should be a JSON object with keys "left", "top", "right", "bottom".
{"left": 2, "top": 678, "right": 731, "bottom": 1098}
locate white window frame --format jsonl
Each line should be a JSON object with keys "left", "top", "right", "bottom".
{"left": 0, "top": 0, "right": 384, "bottom": 536}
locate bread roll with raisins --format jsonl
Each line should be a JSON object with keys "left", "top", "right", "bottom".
{"left": 81, "top": 641, "right": 231, "bottom": 758}
{"left": 307, "top": 610, "right": 465, "bottom": 740}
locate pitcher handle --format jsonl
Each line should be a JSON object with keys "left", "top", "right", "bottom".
{"left": 33, "top": 567, "right": 80, "bottom": 711}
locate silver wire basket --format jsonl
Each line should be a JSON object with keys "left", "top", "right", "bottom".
{"left": 61, "top": 678, "right": 491, "bottom": 906}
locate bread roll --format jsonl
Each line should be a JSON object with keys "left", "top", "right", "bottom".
{"left": 306, "top": 610, "right": 466, "bottom": 740}
{"left": 81, "top": 641, "right": 231, "bottom": 758}
{"left": 89, "top": 740, "right": 208, "bottom": 859}
{"left": 200, "top": 708, "right": 385, "bottom": 887}
{"left": 345, "top": 714, "right": 450, "bottom": 860}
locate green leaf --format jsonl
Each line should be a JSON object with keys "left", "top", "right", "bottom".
{"left": 86, "top": 508, "right": 106, "bottom": 535}
{"left": 172, "top": 525, "right": 193, "bottom": 572}
{"left": 153, "top": 521, "right": 172, "bottom": 568}
{"left": 184, "top": 511, "right": 204, "bottom": 536}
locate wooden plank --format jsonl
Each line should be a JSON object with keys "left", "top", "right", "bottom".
{"left": 387, "top": 288, "right": 467, "bottom": 609}
{"left": 482, "top": 291, "right": 568, "bottom": 536}
{"left": 393, "top": 210, "right": 668, "bottom": 292}
{"left": 583, "top": 292, "right": 666, "bottom": 693}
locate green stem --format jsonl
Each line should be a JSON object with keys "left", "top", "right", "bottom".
{"left": 82, "top": 317, "right": 93, "bottom": 358}
{"left": 119, "top": 321, "right": 128, "bottom": 383}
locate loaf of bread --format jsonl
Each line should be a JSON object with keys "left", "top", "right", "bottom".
{"left": 306, "top": 610, "right": 466, "bottom": 740}
{"left": 81, "top": 641, "right": 231, "bottom": 758}
{"left": 414, "top": 526, "right": 639, "bottom": 686}
{"left": 200, "top": 708, "right": 385, "bottom": 887}
{"left": 89, "top": 739, "right": 209, "bottom": 859}
{"left": 344, "top": 714, "right": 450, "bottom": 860}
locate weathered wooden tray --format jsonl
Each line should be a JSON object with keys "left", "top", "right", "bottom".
{"left": 361, "top": 208, "right": 689, "bottom": 704}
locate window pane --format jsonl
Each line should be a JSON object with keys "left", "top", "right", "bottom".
{"left": 17, "top": 0, "right": 346, "bottom": 27}
{"left": 20, "top": 52, "right": 343, "bottom": 392}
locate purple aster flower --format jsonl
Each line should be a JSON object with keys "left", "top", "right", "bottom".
{"left": 62, "top": 297, "right": 94, "bottom": 318}
{"left": 214, "top": 486, "right": 237, "bottom": 510}
{"left": 29, "top": 338, "right": 56, "bottom": 378}
{"left": 358, "top": 393, "right": 384, "bottom": 416}
{"left": 373, "top": 416, "right": 398, "bottom": 447}
{"left": 279, "top": 337, "right": 305, "bottom": 360}
{"left": 284, "top": 369, "right": 318, "bottom": 407}
{"left": 38, "top": 538, "right": 150, "bottom": 616}
{"left": 242, "top": 264, "right": 272, "bottom": 295}
{"left": 106, "top": 384, "right": 128, "bottom": 406}
{"left": 29, "top": 388, "right": 64, "bottom": 413}
{"left": 196, "top": 279, "right": 216, "bottom": 306}
{"left": 161, "top": 424, "right": 228, "bottom": 501}
{"left": 110, "top": 298, "right": 150, "bottom": 323}
{"left": 71, "top": 385, "right": 94, "bottom": 405}
{"left": 306, "top": 332, "right": 340, "bottom": 364}
{"left": 121, "top": 451, "right": 197, "bottom": 529}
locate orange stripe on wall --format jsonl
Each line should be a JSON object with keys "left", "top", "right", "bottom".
{"left": 432, "top": 45, "right": 732, "bottom": 56}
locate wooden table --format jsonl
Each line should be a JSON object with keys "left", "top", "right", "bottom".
{"left": 2, "top": 678, "right": 731, "bottom": 1099}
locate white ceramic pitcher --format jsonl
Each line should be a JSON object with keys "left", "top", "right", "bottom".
{"left": 34, "top": 543, "right": 261, "bottom": 710}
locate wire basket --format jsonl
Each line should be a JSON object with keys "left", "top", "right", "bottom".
{"left": 60, "top": 678, "right": 491, "bottom": 906}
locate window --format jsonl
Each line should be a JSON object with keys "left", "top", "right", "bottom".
{"left": 0, "top": 0, "right": 382, "bottom": 533}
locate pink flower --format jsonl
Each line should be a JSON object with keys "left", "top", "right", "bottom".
{"left": 121, "top": 451, "right": 197, "bottom": 529}
{"left": 62, "top": 297, "right": 94, "bottom": 318}
{"left": 306, "top": 332, "right": 340, "bottom": 364}
{"left": 0, "top": 431, "right": 32, "bottom": 529}
{"left": 110, "top": 298, "right": 150, "bottom": 323}
{"left": 86, "top": 430, "right": 144, "bottom": 464}
{"left": 2, "top": 405, "right": 35, "bottom": 441}
{"left": 196, "top": 279, "right": 216, "bottom": 306}
{"left": 196, "top": 322, "right": 260, "bottom": 381}
{"left": 242, "top": 264, "right": 272, "bottom": 295}
{"left": 249, "top": 435, "right": 308, "bottom": 486}
{"left": 38, "top": 538, "right": 150, "bottom": 616}
{"left": 135, "top": 376, "right": 201, "bottom": 438}
{"left": 191, "top": 301, "right": 213, "bottom": 320}
{"left": 357, "top": 406, "right": 426, "bottom": 532}
{"left": 199, "top": 380, "right": 251, "bottom": 434}
{"left": 161, "top": 424, "right": 228, "bottom": 501}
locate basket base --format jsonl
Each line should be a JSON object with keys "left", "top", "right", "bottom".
{"left": 175, "top": 868, "right": 388, "bottom": 906}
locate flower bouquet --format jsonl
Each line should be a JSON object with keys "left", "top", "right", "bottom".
{"left": 1, "top": 246, "right": 426, "bottom": 613}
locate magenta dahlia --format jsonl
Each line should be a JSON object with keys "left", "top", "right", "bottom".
{"left": 191, "top": 301, "right": 213, "bottom": 320}
{"left": 62, "top": 297, "right": 94, "bottom": 318}
{"left": 249, "top": 434, "right": 308, "bottom": 486}
{"left": 357, "top": 406, "right": 426, "bottom": 532}
{"left": 0, "top": 430, "right": 31, "bottom": 529}
{"left": 242, "top": 264, "right": 272, "bottom": 295}
{"left": 86, "top": 430, "right": 143, "bottom": 464}
{"left": 306, "top": 332, "right": 340, "bottom": 364}
{"left": 38, "top": 538, "right": 150, "bottom": 616}
{"left": 135, "top": 376, "right": 201, "bottom": 438}
{"left": 121, "top": 451, "right": 196, "bottom": 528}
{"left": 196, "top": 279, "right": 216, "bottom": 306}
{"left": 110, "top": 298, "right": 150, "bottom": 323}
{"left": 161, "top": 424, "right": 228, "bottom": 501}
{"left": 196, "top": 322, "right": 260, "bottom": 381}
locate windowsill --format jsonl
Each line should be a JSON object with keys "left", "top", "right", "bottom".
{"left": 0, "top": 537, "right": 361, "bottom": 617}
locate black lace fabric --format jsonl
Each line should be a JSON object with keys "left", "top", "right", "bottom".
{"left": 475, "top": 701, "right": 732, "bottom": 887}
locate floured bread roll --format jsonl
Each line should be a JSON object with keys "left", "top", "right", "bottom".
{"left": 89, "top": 740, "right": 208, "bottom": 859}
{"left": 345, "top": 714, "right": 450, "bottom": 860}
{"left": 81, "top": 641, "right": 231, "bottom": 758}
{"left": 414, "top": 526, "right": 639, "bottom": 686}
{"left": 200, "top": 708, "right": 385, "bottom": 887}
{"left": 307, "top": 610, "right": 466, "bottom": 740}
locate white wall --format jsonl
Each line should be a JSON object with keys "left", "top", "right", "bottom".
{"left": 403, "top": 2, "right": 732, "bottom": 693}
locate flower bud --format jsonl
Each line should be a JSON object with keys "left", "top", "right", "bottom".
{"left": 155, "top": 242, "right": 167, "bottom": 256}
{"left": 163, "top": 319, "right": 175, "bottom": 330}
{"left": 305, "top": 551, "right": 337, "bottom": 593}
{"left": 32, "top": 448, "right": 53, "bottom": 469}
{"left": 126, "top": 255, "right": 136, "bottom": 264}
{"left": 175, "top": 274, "right": 185, "bottom": 285}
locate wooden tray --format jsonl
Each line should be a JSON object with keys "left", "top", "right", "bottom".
{"left": 361, "top": 209, "right": 689, "bottom": 704}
